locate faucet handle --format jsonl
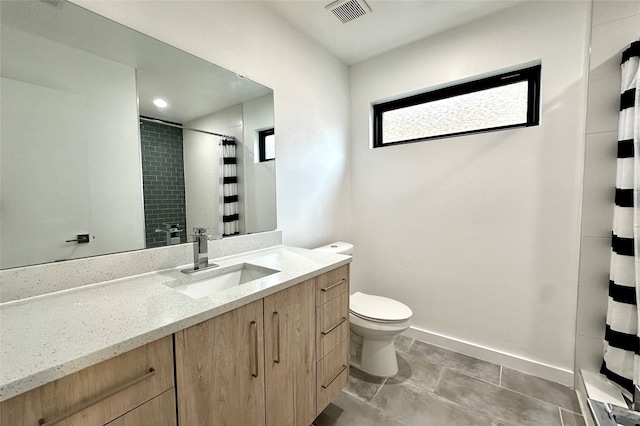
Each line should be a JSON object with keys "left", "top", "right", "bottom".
{"left": 193, "top": 227, "right": 207, "bottom": 236}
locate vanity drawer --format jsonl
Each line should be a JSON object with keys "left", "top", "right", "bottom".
{"left": 316, "top": 339, "right": 349, "bottom": 416}
{"left": 316, "top": 264, "right": 349, "bottom": 306}
{"left": 0, "top": 336, "right": 174, "bottom": 426}
{"left": 106, "top": 388, "right": 176, "bottom": 426}
{"left": 316, "top": 292, "right": 349, "bottom": 359}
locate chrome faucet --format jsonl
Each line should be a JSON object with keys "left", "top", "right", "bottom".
{"left": 193, "top": 227, "right": 209, "bottom": 270}
{"left": 182, "top": 227, "right": 220, "bottom": 274}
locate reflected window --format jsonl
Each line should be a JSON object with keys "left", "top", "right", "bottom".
{"left": 372, "top": 64, "right": 541, "bottom": 147}
{"left": 259, "top": 128, "right": 275, "bottom": 162}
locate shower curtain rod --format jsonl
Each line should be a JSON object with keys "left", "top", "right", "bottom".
{"left": 139, "top": 116, "right": 234, "bottom": 139}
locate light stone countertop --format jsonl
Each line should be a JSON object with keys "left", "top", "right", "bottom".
{"left": 0, "top": 245, "right": 351, "bottom": 402}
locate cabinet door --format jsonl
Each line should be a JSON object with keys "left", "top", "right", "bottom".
{"left": 175, "top": 300, "right": 265, "bottom": 426}
{"left": 264, "top": 279, "right": 316, "bottom": 426}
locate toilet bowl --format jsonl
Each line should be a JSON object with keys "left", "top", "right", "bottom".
{"left": 312, "top": 242, "right": 413, "bottom": 378}
{"left": 349, "top": 292, "right": 412, "bottom": 377}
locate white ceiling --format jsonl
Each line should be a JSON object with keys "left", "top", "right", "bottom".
{"left": 265, "top": 0, "right": 526, "bottom": 65}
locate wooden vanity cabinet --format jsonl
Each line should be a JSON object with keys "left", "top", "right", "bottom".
{"left": 264, "top": 278, "right": 316, "bottom": 426}
{"left": 0, "top": 265, "right": 349, "bottom": 426}
{"left": 0, "top": 336, "right": 175, "bottom": 426}
{"left": 175, "top": 299, "right": 266, "bottom": 426}
{"left": 315, "top": 264, "right": 350, "bottom": 416}
{"left": 174, "top": 266, "right": 349, "bottom": 426}
{"left": 175, "top": 281, "right": 317, "bottom": 426}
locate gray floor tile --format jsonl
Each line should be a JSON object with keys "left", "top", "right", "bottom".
{"left": 501, "top": 367, "right": 582, "bottom": 413}
{"left": 409, "top": 340, "right": 501, "bottom": 385}
{"left": 344, "top": 365, "right": 386, "bottom": 402}
{"left": 313, "top": 391, "right": 406, "bottom": 426}
{"left": 434, "top": 368, "right": 562, "bottom": 426}
{"left": 394, "top": 335, "right": 413, "bottom": 353}
{"left": 371, "top": 380, "right": 495, "bottom": 426}
{"left": 385, "top": 352, "right": 442, "bottom": 392}
{"left": 560, "top": 408, "right": 587, "bottom": 426}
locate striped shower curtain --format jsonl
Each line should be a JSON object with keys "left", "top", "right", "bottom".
{"left": 222, "top": 138, "right": 239, "bottom": 236}
{"left": 601, "top": 40, "right": 639, "bottom": 402}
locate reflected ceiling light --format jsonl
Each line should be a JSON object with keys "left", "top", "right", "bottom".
{"left": 153, "top": 98, "right": 168, "bottom": 108}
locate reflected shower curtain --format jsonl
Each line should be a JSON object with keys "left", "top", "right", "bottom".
{"left": 602, "top": 40, "right": 640, "bottom": 402}
{"left": 222, "top": 138, "right": 239, "bottom": 236}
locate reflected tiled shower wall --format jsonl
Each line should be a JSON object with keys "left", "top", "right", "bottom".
{"left": 140, "top": 120, "right": 187, "bottom": 248}
{"left": 576, "top": 0, "right": 640, "bottom": 386}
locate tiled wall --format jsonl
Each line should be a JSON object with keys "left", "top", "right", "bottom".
{"left": 575, "top": 0, "right": 640, "bottom": 384}
{"left": 140, "top": 120, "right": 188, "bottom": 248}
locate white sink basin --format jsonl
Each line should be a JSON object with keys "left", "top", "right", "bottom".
{"left": 170, "top": 263, "right": 279, "bottom": 299}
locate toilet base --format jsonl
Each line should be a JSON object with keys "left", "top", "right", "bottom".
{"left": 354, "top": 336, "right": 399, "bottom": 377}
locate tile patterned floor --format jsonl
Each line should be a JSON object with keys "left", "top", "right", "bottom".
{"left": 314, "top": 336, "right": 586, "bottom": 426}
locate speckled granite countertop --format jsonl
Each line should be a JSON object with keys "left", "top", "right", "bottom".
{"left": 0, "top": 245, "right": 351, "bottom": 402}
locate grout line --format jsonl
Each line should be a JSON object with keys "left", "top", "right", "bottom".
{"left": 405, "top": 338, "right": 415, "bottom": 354}
{"left": 559, "top": 406, "right": 565, "bottom": 426}
{"left": 368, "top": 378, "right": 387, "bottom": 403}
{"left": 560, "top": 406, "right": 586, "bottom": 417}
{"left": 497, "top": 384, "right": 578, "bottom": 413}
{"left": 340, "top": 390, "right": 409, "bottom": 426}
{"left": 499, "top": 366, "right": 503, "bottom": 387}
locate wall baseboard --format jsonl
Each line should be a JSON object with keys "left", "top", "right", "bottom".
{"left": 402, "top": 326, "right": 575, "bottom": 387}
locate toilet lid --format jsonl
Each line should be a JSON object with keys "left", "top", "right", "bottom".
{"left": 350, "top": 292, "right": 412, "bottom": 322}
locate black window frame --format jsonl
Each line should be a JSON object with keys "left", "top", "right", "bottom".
{"left": 258, "top": 128, "right": 275, "bottom": 162}
{"left": 372, "top": 64, "right": 541, "bottom": 148}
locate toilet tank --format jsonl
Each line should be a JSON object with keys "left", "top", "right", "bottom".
{"left": 313, "top": 241, "right": 353, "bottom": 255}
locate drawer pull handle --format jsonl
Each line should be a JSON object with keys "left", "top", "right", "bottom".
{"left": 321, "top": 317, "right": 347, "bottom": 335}
{"left": 322, "top": 364, "right": 347, "bottom": 389}
{"left": 38, "top": 368, "right": 156, "bottom": 426}
{"left": 251, "top": 320, "right": 259, "bottom": 377}
{"left": 321, "top": 278, "right": 346, "bottom": 292}
{"left": 273, "top": 311, "right": 281, "bottom": 364}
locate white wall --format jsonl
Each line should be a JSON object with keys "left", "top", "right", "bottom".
{"left": 575, "top": 1, "right": 640, "bottom": 383}
{"left": 243, "top": 93, "right": 276, "bottom": 234}
{"left": 350, "top": 1, "right": 590, "bottom": 384}
{"left": 73, "top": 0, "right": 352, "bottom": 249}
{"left": 1, "top": 24, "right": 144, "bottom": 268}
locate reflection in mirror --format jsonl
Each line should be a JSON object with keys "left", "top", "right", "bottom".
{"left": 0, "top": 1, "right": 276, "bottom": 269}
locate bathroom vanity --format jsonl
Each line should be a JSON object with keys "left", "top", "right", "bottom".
{"left": 0, "top": 246, "right": 350, "bottom": 425}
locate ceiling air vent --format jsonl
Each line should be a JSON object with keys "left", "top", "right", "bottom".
{"left": 325, "top": 0, "right": 371, "bottom": 24}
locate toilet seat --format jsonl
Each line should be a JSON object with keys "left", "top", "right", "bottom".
{"left": 350, "top": 292, "right": 412, "bottom": 323}
{"left": 350, "top": 311, "right": 408, "bottom": 324}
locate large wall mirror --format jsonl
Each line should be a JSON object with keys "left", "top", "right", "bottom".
{"left": 0, "top": 0, "right": 276, "bottom": 269}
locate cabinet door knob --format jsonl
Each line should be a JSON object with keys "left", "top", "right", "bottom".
{"left": 321, "top": 278, "right": 346, "bottom": 292}
{"left": 250, "top": 321, "right": 259, "bottom": 377}
{"left": 322, "top": 365, "right": 347, "bottom": 389}
{"left": 39, "top": 368, "right": 155, "bottom": 426}
{"left": 322, "top": 317, "right": 347, "bottom": 335}
{"left": 273, "top": 311, "right": 281, "bottom": 364}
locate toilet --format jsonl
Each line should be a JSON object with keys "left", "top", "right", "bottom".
{"left": 313, "top": 242, "right": 413, "bottom": 377}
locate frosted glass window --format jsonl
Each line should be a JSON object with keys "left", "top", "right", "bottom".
{"left": 373, "top": 65, "right": 541, "bottom": 147}
{"left": 264, "top": 133, "right": 275, "bottom": 159}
